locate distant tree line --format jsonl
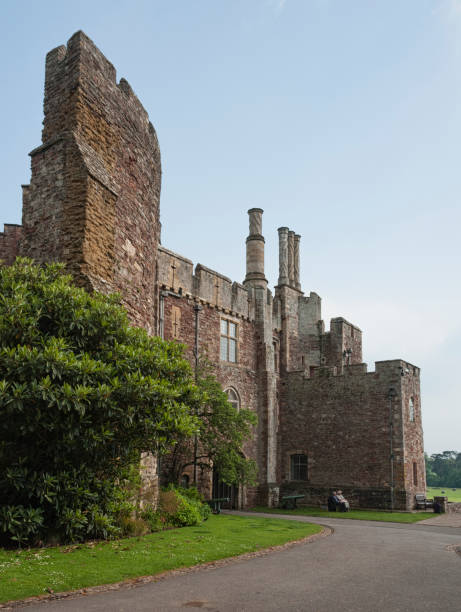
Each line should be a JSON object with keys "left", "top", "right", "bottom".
{"left": 425, "top": 451, "right": 461, "bottom": 487}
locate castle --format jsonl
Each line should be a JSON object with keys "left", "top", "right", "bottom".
{"left": 0, "top": 32, "right": 426, "bottom": 510}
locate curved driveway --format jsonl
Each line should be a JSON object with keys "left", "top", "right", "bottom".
{"left": 18, "top": 511, "right": 461, "bottom": 612}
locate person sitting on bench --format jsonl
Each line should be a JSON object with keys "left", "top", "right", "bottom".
{"left": 336, "top": 490, "right": 350, "bottom": 512}
{"left": 328, "top": 491, "right": 338, "bottom": 511}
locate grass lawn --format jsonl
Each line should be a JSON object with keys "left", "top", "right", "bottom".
{"left": 0, "top": 515, "right": 322, "bottom": 604}
{"left": 426, "top": 486, "right": 461, "bottom": 502}
{"left": 251, "top": 506, "right": 434, "bottom": 523}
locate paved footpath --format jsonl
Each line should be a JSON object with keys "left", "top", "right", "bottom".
{"left": 13, "top": 512, "right": 461, "bottom": 612}
{"left": 418, "top": 511, "right": 461, "bottom": 527}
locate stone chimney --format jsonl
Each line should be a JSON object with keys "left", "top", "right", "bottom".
{"left": 244, "top": 208, "right": 267, "bottom": 287}
{"left": 294, "top": 234, "right": 301, "bottom": 290}
{"left": 277, "top": 227, "right": 289, "bottom": 286}
{"left": 278, "top": 227, "right": 301, "bottom": 290}
{"left": 288, "top": 231, "right": 295, "bottom": 286}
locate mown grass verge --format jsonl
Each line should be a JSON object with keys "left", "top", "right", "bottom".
{"left": 0, "top": 515, "right": 322, "bottom": 604}
{"left": 251, "top": 506, "right": 434, "bottom": 523}
{"left": 426, "top": 487, "right": 461, "bottom": 502}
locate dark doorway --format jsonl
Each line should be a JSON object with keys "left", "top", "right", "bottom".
{"left": 212, "top": 470, "right": 238, "bottom": 509}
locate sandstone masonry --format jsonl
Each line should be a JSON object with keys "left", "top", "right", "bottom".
{"left": 0, "top": 32, "right": 426, "bottom": 511}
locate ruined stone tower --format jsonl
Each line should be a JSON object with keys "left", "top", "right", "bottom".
{"left": 20, "top": 31, "right": 161, "bottom": 333}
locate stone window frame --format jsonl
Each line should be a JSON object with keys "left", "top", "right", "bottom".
{"left": 413, "top": 461, "right": 418, "bottom": 486}
{"left": 409, "top": 397, "right": 415, "bottom": 422}
{"left": 224, "top": 387, "right": 240, "bottom": 412}
{"left": 285, "top": 449, "right": 309, "bottom": 482}
{"left": 220, "top": 318, "right": 238, "bottom": 363}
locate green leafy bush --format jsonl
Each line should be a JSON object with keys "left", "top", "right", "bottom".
{"left": 139, "top": 506, "right": 163, "bottom": 532}
{"left": 164, "top": 359, "right": 258, "bottom": 488}
{"left": 178, "top": 486, "right": 211, "bottom": 521}
{"left": 0, "top": 506, "right": 44, "bottom": 546}
{"left": 0, "top": 259, "right": 199, "bottom": 545}
{"left": 157, "top": 487, "right": 209, "bottom": 527}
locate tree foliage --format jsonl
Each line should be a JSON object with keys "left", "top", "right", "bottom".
{"left": 163, "top": 359, "right": 258, "bottom": 487}
{"left": 425, "top": 451, "right": 461, "bottom": 487}
{"left": 0, "top": 259, "right": 199, "bottom": 545}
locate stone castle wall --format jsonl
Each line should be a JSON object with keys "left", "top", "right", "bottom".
{"left": 0, "top": 224, "right": 22, "bottom": 265}
{"left": 0, "top": 31, "right": 426, "bottom": 511}
{"left": 158, "top": 244, "right": 270, "bottom": 508}
{"left": 279, "top": 359, "right": 424, "bottom": 509}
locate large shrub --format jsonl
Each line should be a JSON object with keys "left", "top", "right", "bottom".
{"left": 0, "top": 259, "right": 198, "bottom": 545}
{"left": 154, "top": 487, "right": 210, "bottom": 528}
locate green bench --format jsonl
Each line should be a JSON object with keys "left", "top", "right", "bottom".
{"left": 280, "top": 494, "right": 305, "bottom": 510}
{"left": 207, "top": 497, "right": 230, "bottom": 514}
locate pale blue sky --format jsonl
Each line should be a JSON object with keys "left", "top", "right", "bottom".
{"left": 1, "top": 0, "right": 460, "bottom": 453}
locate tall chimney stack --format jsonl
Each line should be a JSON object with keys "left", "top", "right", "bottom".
{"left": 244, "top": 208, "right": 267, "bottom": 287}
{"left": 288, "top": 231, "right": 295, "bottom": 287}
{"left": 294, "top": 233, "right": 301, "bottom": 290}
{"left": 277, "top": 227, "right": 289, "bottom": 286}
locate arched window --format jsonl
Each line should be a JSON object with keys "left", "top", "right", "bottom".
{"left": 180, "top": 474, "right": 190, "bottom": 488}
{"left": 290, "top": 454, "right": 308, "bottom": 480}
{"left": 409, "top": 397, "right": 415, "bottom": 422}
{"left": 225, "top": 388, "right": 240, "bottom": 412}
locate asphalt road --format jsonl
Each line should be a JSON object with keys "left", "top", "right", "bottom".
{"left": 17, "top": 512, "right": 461, "bottom": 612}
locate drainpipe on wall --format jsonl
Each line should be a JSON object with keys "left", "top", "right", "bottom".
{"left": 159, "top": 291, "right": 166, "bottom": 339}
{"left": 388, "top": 387, "right": 397, "bottom": 512}
{"left": 193, "top": 303, "right": 202, "bottom": 485}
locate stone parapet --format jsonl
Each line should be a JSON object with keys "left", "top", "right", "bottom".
{"left": 157, "top": 246, "right": 250, "bottom": 318}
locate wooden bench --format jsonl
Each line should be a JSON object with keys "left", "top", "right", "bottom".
{"left": 207, "top": 497, "right": 230, "bottom": 514}
{"left": 280, "top": 494, "right": 305, "bottom": 510}
{"left": 415, "top": 494, "right": 433, "bottom": 510}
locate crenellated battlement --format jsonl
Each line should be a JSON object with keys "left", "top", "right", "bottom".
{"left": 157, "top": 245, "right": 250, "bottom": 318}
